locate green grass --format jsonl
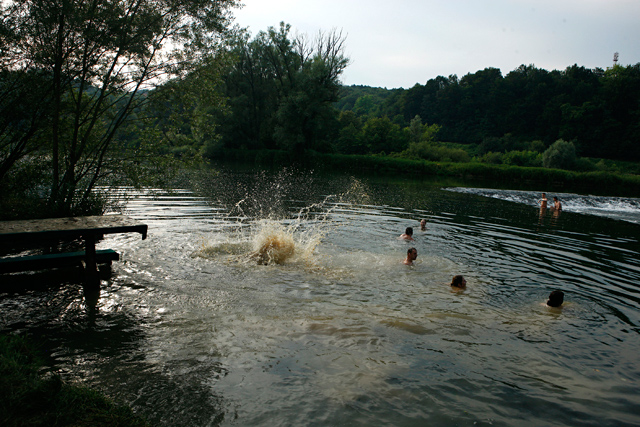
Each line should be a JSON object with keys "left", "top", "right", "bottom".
{"left": 0, "top": 333, "right": 149, "bottom": 427}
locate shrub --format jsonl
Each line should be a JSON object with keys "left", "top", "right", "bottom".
{"left": 527, "top": 140, "right": 546, "bottom": 152}
{"left": 478, "top": 136, "right": 507, "bottom": 155}
{"left": 400, "top": 142, "right": 470, "bottom": 163}
{"left": 502, "top": 150, "right": 542, "bottom": 167}
{"left": 542, "top": 139, "right": 577, "bottom": 169}
{"left": 477, "top": 151, "right": 503, "bottom": 164}
{"left": 573, "top": 157, "right": 598, "bottom": 172}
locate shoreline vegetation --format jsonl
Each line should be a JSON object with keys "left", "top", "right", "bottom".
{"left": 0, "top": 333, "right": 149, "bottom": 427}
{"left": 210, "top": 149, "right": 640, "bottom": 197}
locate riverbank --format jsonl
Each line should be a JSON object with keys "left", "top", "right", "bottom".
{"left": 0, "top": 333, "right": 148, "bottom": 427}
{"left": 211, "top": 149, "right": 640, "bottom": 197}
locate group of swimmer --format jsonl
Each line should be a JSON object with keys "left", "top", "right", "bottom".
{"left": 539, "top": 192, "right": 562, "bottom": 211}
{"left": 399, "top": 219, "right": 566, "bottom": 308}
{"left": 539, "top": 192, "right": 565, "bottom": 306}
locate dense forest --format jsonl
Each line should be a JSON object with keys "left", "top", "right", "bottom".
{"left": 148, "top": 28, "right": 640, "bottom": 165}
{"left": 336, "top": 64, "right": 640, "bottom": 161}
{"left": 1, "top": 0, "right": 639, "bottom": 220}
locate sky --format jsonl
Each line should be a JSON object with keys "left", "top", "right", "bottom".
{"left": 232, "top": 0, "right": 640, "bottom": 88}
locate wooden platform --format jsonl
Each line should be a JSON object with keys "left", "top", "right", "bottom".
{"left": 0, "top": 215, "right": 147, "bottom": 289}
{"left": 0, "top": 215, "right": 147, "bottom": 243}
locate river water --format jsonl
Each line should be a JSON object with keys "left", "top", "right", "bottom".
{"left": 2, "top": 167, "right": 640, "bottom": 426}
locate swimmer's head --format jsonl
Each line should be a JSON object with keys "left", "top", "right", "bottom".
{"left": 547, "top": 290, "right": 564, "bottom": 307}
{"left": 451, "top": 275, "right": 466, "bottom": 288}
{"left": 407, "top": 247, "right": 417, "bottom": 260}
{"left": 405, "top": 227, "right": 413, "bottom": 236}
{"left": 420, "top": 219, "right": 426, "bottom": 229}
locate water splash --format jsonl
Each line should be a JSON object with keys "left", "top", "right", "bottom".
{"left": 249, "top": 221, "right": 296, "bottom": 264}
{"left": 196, "top": 174, "right": 373, "bottom": 266}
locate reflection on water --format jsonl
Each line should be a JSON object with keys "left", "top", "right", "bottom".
{"left": 2, "top": 167, "right": 640, "bottom": 426}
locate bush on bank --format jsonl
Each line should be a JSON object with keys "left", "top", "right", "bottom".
{"left": 0, "top": 333, "right": 149, "bottom": 427}
{"left": 211, "top": 149, "right": 640, "bottom": 196}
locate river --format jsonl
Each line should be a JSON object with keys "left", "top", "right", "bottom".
{"left": 2, "top": 166, "right": 639, "bottom": 426}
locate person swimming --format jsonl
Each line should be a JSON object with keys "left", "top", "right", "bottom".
{"left": 547, "top": 290, "right": 564, "bottom": 307}
{"left": 403, "top": 247, "right": 417, "bottom": 265}
{"left": 450, "top": 275, "right": 466, "bottom": 288}
{"left": 400, "top": 227, "right": 414, "bottom": 241}
{"left": 420, "top": 219, "right": 427, "bottom": 231}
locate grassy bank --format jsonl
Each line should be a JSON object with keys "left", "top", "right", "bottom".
{"left": 0, "top": 333, "right": 148, "bottom": 427}
{"left": 211, "top": 149, "right": 640, "bottom": 197}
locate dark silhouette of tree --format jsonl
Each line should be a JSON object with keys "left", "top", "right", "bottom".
{"left": 0, "top": 0, "right": 238, "bottom": 216}
{"left": 215, "top": 23, "right": 349, "bottom": 156}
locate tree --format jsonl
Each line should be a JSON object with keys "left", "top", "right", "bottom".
{"left": 600, "top": 64, "right": 640, "bottom": 159}
{"left": 542, "top": 139, "right": 577, "bottom": 169}
{"left": 0, "top": 0, "right": 239, "bottom": 216}
{"left": 362, "top": 116, "right": 406, "bottom": 154}
{"left": 335, "top": 110, "right": 364, "bottom": 154}
{"left": 353, "top": 95, "right": 376, "bottom": 117}
{"left": 0, "top": 70, "right": 52, "bottom": 184}
{"left": 216, "top": 22, "right": 349, "bottom": 155}
{"left": 145, "top": 53, "right": 232, "bottom": 158}
{"left": 408, "top": 115, "right": 423, "bottom": 143}
{"left": 407, "top": 115, "right": 440, "bottom": 144}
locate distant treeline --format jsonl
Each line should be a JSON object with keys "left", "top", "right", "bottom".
{"left": 3, "top": 7, "right": 639, "bottom": 220}
{"left": 147, "top": 23, "right": 640, "bottom": 165}
{"left": 336, "top": 64, "right": 640, "bottom": 161}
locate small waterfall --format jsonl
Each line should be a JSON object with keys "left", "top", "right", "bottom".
{"left": 445, "top": 187, "right": 640, "bottom": 223}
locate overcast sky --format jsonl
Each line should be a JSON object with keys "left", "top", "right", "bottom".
{"left": 232, "top": 0, "right": 640, "bottom": 88}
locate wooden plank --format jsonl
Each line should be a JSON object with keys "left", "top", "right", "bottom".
{"left": 0, "top": 215, "right": 147, "bottom": 243}
{"left": 0, "top": 215, "right": 145, "bottom": 290}
{"left": 0, "top": 249, "right": 119, "bottom": 274}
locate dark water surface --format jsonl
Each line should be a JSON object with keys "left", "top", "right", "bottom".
{"left": 2, "top": 167, "right": 640, "bottom": 426}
